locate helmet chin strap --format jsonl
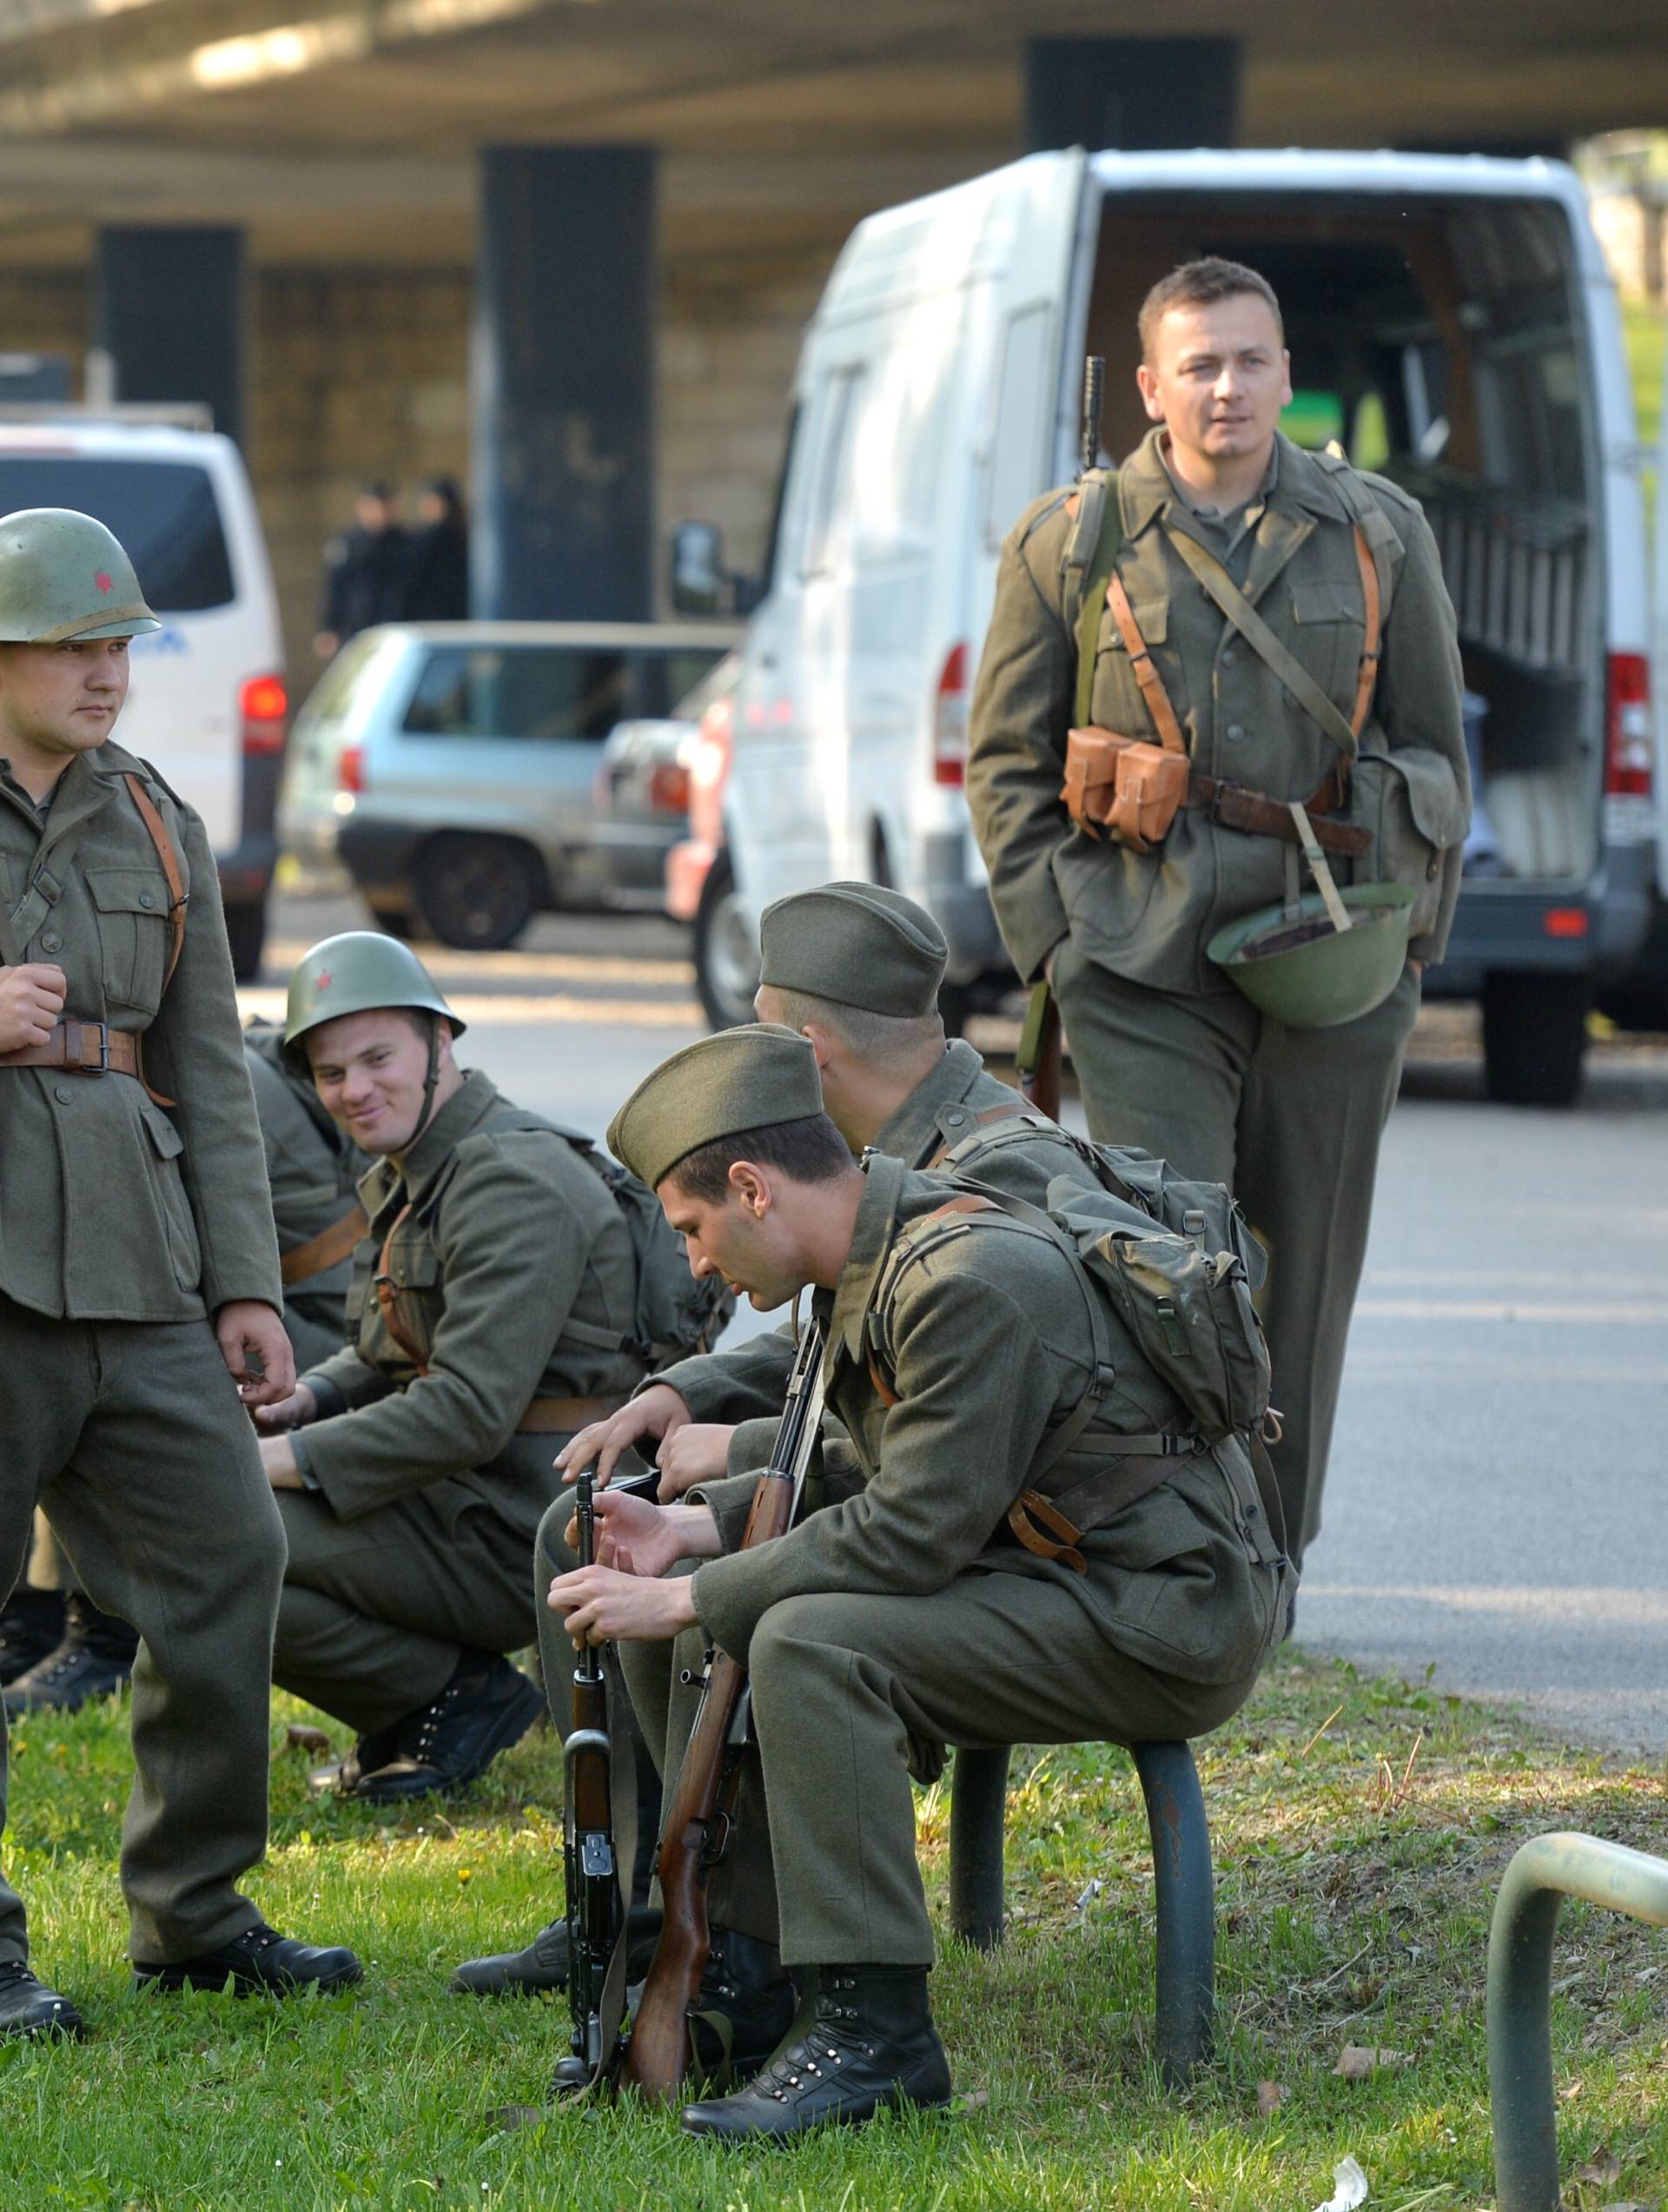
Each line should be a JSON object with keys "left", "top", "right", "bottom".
{"left": 403, "top": 1014, "right": 446, "bottom": 1154}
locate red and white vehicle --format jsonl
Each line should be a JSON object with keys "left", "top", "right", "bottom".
{"left": 0, "top": 414, "right": 286, "bottom": 979}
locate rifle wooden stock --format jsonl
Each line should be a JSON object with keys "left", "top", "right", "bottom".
{"left": 617, "top": 1472, "right": 796, "bottom": 2103}
{"left": 1016, "top": 978, "right": 1062, "bottom": 1121}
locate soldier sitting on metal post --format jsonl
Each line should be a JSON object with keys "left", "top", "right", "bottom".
{"left": 257, "top": 933, "right": 726, "bottom": 1806}
{"left": 548, "top": 1024, "right": 1289, "bottom": 2141}
{"left": 966, "top": 258, "right": 1471, "bottom": 1581}
{"left": 0, "top": 507, "right": 361, "bottom": 2039}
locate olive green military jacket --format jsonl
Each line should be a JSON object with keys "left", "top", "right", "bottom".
{"left": 680, "top": 1154, "right": 1280, "bottom": 1692}
{"left": 293, "top": 1069, "right": 643, "bottom": 1531}
{"left": 966, "top": 428, "right": 1472, "bottom": 995}
{"left": 664, "top": 1038, "right": 1101, "bottom": 1481}
{"left": 244, "top": 1021, "right": 367, "bottom": 1338}
{"left": 0, "top": 743, "right": 281, "bottom": 1322}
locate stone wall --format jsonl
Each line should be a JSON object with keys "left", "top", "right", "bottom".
{"left": 2, "top": 248, "right": 835, "bottom": 698}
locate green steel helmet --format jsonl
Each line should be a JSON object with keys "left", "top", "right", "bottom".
{"left": 281, "top": 931, "right": 465, "bottom": 1076}
{"left": 1208, "top": 882, "right": 1416, "bottom": 1030}
{"left": 0, "top": 508, "right": 161, "bottom": 643}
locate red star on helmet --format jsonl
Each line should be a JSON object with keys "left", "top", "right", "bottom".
{"left": 314, "top": 970, "right": 334, "bottom": 992}
{"left": 94, "top": 570, "right": 114, "bottom": 595}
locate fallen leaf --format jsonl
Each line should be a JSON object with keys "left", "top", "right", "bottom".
{"left": 1256, "top": 2079, "right": 1286, "bottom": 2117}
{"left": 1334, "top": 2043, "right": 1413, "bottom": 2078}
{"left": 956, "top": 2089, "right": 990, "bottom": 2114}
{"left": 489, "top": 2104, "right": 545, "bottom": 2133}
{"left": 1574, "top": 2148, "right": 1622, "bottom": 2188}
{"left": 1312, "top": 2153, "right": 1369, "bottom": 2211}
{"left": 284, "top": 1722, "right": 331, "bottom": 1755}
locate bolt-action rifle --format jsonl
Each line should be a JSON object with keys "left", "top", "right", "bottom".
{"left": 1016, "top": 353, "right": 1105, "bottom": 1122}
{"left": 617, "top": 1319, "right": 828, "bottom": 2103}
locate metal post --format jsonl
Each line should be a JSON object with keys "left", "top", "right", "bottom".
{"left": 1487, "top": 1832, "right": 1668, "bottom": 2212}
{"left": 1134, "top": 1740, "right": 1215, "bottom": 2089}
{"left": 1024, "top": 36, "right": 1241, "bottom": 154}
{"left": 93, "top": 227, "right": 247, "bottom": 447}
{"left": 949, "top": 1746, "right": 1010, "bottom": 1950}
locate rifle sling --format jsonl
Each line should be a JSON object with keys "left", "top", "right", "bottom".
{"left": 280, "top": 1201, "right": 368, "bottom": 1287}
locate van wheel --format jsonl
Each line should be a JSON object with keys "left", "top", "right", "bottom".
{"left": 1481, "top": 970, "right": 1590, "bottom": 1108}
{"left": 413, "top": 835, "right": 543, "bottom": 951}
{"left": 368, "top": 904, "right": 423, "bottom": 942}
{"left": 694, "top": 849, "right": 759, "bottom": 1030}
{"left": 222, "top": 900, "right": 268, "bottom": 984}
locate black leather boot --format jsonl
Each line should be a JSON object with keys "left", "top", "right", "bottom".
{"left": 685, "top": 1926, "right": 799, "bottom": 2088}
{"left": 133, "top": 1922, "right": 362, "bottom": 1997}
{"left": 0, "top": 1959, "right": 85, "bottom": 2040}
{"left": 680, "top": 1965, "right": 950, "bottom": 2141}
{"left": 4, "top": 1593, "right": 139, "bottom": 1712}
{"left": 0, "top": 1587, "right": 65, "bottom": 1687}
{"left": 350, "top": 1654, "right": 544, "bottom": 1803}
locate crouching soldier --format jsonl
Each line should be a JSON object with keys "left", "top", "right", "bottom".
{"left": 551, "top": 1026, "right": 1288, "bottom": 2140}
{"left": 255, "top": 934, "right": 650, "bottom": 1803}
{"left": 0, "top": 508, "right": 359, "bottom": 2037}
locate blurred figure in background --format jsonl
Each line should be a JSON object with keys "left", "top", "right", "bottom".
{"left": 400, "top": 478, "right": 469, "bottom": 623}
{"left": 315, "top": 480, "right": 410, "bottom": 659}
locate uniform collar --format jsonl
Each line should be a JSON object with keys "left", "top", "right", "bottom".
{"left": 1120, "top": 427, "right": 1349, "bottom": 541}
{"left": 872, "top": 1036, "right": 988, "bottom": 1169}
{"left": 831, "top": 1149, "right": 910, "bottom": 1372}
{"left": 363, "top": 1064, "right": 503, "bottom": 1208}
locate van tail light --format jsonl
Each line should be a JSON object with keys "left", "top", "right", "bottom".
{"left": 239, "top": 673, "right": 288, "bottom": 756}
{"left": 1604, "top": 652, "right": 1653, "bottom": 799}
{"left": 687, "top": 694, "right": 734, "bottom": 845}
{"left": 932, "top": 642, "right": 970, "bottom": 786}
{"left": 337, "top": 744, "right": 365, "bottom": 795}
{"left": 647, "top": 761, "right": 692, "bottom": 815}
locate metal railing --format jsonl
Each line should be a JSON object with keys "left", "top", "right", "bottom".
{"left": 1487, "top": 1831, "right": 1668, "bottom": 2212}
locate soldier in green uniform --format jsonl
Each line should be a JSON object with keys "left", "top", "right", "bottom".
{"left": 255, "top": 933, "right": 648, "bottom": 1803}
{"left": 0, "top": 507, "right": 361, "bottom": 2038}
{"left": 449, "top": 878, "right": 1095, "bottom": 1999}
{"left": 966, "top": 258, "right": 1470, "bottom": 1567}
{"left": 549, "top": 1025, "right": 1285, "bottom": 2140}
{"left": 245, "top": 1017, "right": 368, "bottom": 1370}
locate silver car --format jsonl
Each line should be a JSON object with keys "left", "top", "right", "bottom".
{"left": 280, "top": 619, "right": 741, "bottom": 948}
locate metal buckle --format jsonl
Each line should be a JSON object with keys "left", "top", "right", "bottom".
{"left": 73, "top": 1020, "right": 109, "bottom": 1074}
{"left": 1208, "top": 780, "right": 1248, "bottom": 829}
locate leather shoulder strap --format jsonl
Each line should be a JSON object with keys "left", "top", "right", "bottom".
{"left": 281, "top": 1201, "right": 370, "bottom": 1288}
{"left": 374, "top": 1200, "right": 428, "bottom": 1375}
{"left": 122, "top": 773, "right": 187, "bottom": 991}
{"left": 1105, "top": 572, "right": 1187, "bottom": 753}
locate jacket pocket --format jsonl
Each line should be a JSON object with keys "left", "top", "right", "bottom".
{"left": 89, "top": 866, "right": 172, "bottom": 1015}
{"left": 1347, "top": 746, "right": 1471, "bottom": 937}
{"left": 1291, "top": 580, "right": 1367, "bottom": 704}
{"left": 139, "top": 1100, "right": 202, "bottom": 1293}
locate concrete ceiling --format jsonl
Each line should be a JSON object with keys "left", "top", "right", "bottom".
{"left": 0, "top": 0, "right": 1665, "bottom": 268}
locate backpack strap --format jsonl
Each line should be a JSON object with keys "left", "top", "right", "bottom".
{"left": 122, "top": 773, "right": 187, "bottom": 993}
{"left": 373, "top": 1199, "right": 428, "bottom": 1374}
{"left": 280, "top": 1201, "right": 369, "bottom": 1288}
{"left": 1067, "top": 469, "right": 1123, "bottom": 729}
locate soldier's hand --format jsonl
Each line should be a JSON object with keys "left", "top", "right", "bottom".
{"left": 557, "top": 1384, "right": 692, "bottom": 1489}
{"left": 255, "top": 1382, "right": 318, "bottom": 1431}
{"left": 0, "top": 962, "right": 67, "bottom": 1053}
{"left": 653, "top": 1422, "right": 737, "bottom": 1499}
{"left": 215, "top": 1300, "right": 297, "bottom": 1408}
{"left": 547, "top": 1561, "right": 700, "bottom": 1648}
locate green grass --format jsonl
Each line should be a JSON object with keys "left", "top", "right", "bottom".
{"left": 3, "top": 1652, "right": 1665, "bottom": 2210}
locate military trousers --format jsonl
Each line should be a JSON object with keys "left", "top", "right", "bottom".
{"left": 620, "top": 1564, "right": 1252, "bottom": 1970}
{"left": 0, "top": 1295, "right": 284, "bottom": 1967}
{"left": 1052, "top": 940, "right": 1420, "bottom": 1565}
{"left": 272, "top": 1475, "right": 579, "bottom": 1738}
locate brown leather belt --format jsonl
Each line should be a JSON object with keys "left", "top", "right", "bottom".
{"left": 0, "top": 1019, "right": 144, "bottom": 1080}
{"left": 1185, "top": 765, "right": 1370, "bottom": 858}
{"left": 517, "top": 1394, "right": 630, "bottom": 1434}
{"left": 280, "top": 1202, "right": 370, "bottom": 1288}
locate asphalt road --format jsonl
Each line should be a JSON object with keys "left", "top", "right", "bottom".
{"left": 251, "top": 893, "right": 1668, "bottom": 1757}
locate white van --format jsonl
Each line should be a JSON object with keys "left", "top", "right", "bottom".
{"left": 0, "top": 416, "right": 286, "bottom": 979}
{"left": 718, "top": 149, "right": 1668, "bottom": 1104}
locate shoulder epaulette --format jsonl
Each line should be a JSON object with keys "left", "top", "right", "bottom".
{"left": 1016, "top": 487, "right": 1075, "bottom": 552}
{"left": 134, "top": 756, "right": 189, "bottom": 811}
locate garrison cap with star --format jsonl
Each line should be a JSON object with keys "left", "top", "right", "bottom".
{"left": 607, "top": 1023, "right": 826, "bottom": 1189}
{"left": 758, "top": 881, "right": 947, "bottom": 1017}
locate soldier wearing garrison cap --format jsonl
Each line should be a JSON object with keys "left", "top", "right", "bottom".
{"left": 967, "top": 258, "right": 1470, "bottom": 1571}
{"left": 253, "top": 932, "right": 649, "bottom": 1808}
{"left": 0, "top": 508, "right": 359, "bottom": 2039}
{"left": 548, "top": 1024, "right": 1283, "bottom": 2141}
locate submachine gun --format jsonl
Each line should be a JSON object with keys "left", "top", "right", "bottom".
{"left": 556, "top": 1466, "right": 623, "bottom": 2092}
{"left": 1015, "top": 352, "right": 1106, "bottom": 1123}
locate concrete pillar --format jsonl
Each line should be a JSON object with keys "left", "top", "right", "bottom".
{"left": 1025, "top": 37, "right": 1241, "bottom": 153}
{"left": 472, "top": 143, "right": 656, "bottom": 622}
{"left": 92, "top": 227, "right": 247, "bottom": 446}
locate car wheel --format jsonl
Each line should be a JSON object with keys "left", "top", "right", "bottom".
{"left": 412, "top": 835, "right": 544, "bottom": 951}
{"left": 1481, "top": 970, "right": 1590, "bottom": 1108}
{"left": 368, "top": 904, "right": 423, "bottom": 942}
{"left": 222, "top": 899, "right": 268, "bottom": 984}
{"left": 694, "top": 848, "right": 759, "bottom": 1030}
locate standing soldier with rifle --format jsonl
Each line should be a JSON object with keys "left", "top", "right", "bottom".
{"left": 968, "top": 259, "right": 1470, "bottom": 1571}
{"left": 549, "top": 1024, "right": 1286, "bottom": 2139}
{"left": 0, "top": 508, "right": 360, "bottom": 2037}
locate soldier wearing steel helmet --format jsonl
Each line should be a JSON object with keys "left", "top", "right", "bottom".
{"left": 0, "top": 508, "right": 361, "bottom": 2040}
{"left": 256, "top": 931, "right": 648, "bottom": 1803}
